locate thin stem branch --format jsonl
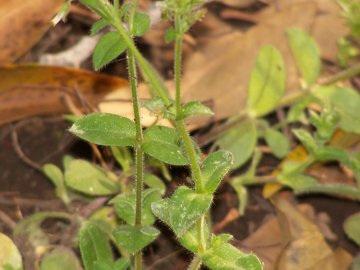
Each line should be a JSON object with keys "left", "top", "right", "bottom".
{"left": 187, "top": 256, "right": 202, "bottom": 270}
{"left": 175, "top": 32, "right": 183, "bottom": 115}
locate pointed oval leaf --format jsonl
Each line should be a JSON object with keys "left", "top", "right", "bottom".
{"left": 201, "top": 242, "right": 263, "bottom": 270}
{"left": 40, "top": 247, "right": 81, "bottom": 270}
{"left": 247, "top": 45, "right": 286, "bottom": 117}
{"left": 292, "top": 129, "right": 317, "bottom": 153}
{"left": 70, "top": 113, "right": 136, "bottom": 147}
{"left": 152, "top": 186, "right": 213, "bottom": 237}
{"left": 79, "top": 0, "right": 114, "bottom": 20}
{"left": 287, "top": 28, "right": 320, "bottom": 86}
{"left": 93, "top": 32, "right": 127, "bottom": 70}
{"left": 176, "top": 101, "right": 214, "bottom": 121}
{"left": 264, "top": 128, "right": 290, "bottom": 159}
{"left": 143, "top": 126, "right": 189, "bottom": 166}
{"left": 113, "top": 225, "right": 160, "bottom": 254}
{"left": 0, "top": 233, "right": 23, "bottom": 270}
{"left": 344, "top": 212, "right": 360, "bottom": 246}
{"left": 144, "top": 174, "right": 166, "bottom": 195}
{"left": 216, "top": 117, "right": 257, "bottom": 169}
{"left": 79, "top": 222, "right": 113, "bottom": 270}
{"left": 42, "top": 164, "right": 64, "bottom": 190}
{"left": 202, "top": 150, "right": 233, "bottom": 194}
{"left": 65, "top": 159, "right": 120, "bottom": 195}
{"left": 133, "top": 12, "right": 151, "bottom": 36}
{"left": 91, "top": 19, "right": 110, "bottom": 36}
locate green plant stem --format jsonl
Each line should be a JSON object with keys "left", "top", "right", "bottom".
{"left": 175, "top": 29, "right": 183, "bottom": 115}
{"left": 127, "top": 1, "right": 143, "bottom": 269}
{"left": 187, "top": 256, "right": 203, "bottom": 270}
{"left": 112, "top": 20, "right": 172, "bottom": 107}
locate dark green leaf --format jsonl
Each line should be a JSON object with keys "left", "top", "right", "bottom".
{"left": 0, "top": 233, "right": 23, "bottom": 270}
{"left": 247, "top": 45, "right": 286, "bottom": 117}
{"left": 90, "top": 19, "right": 109, "bottom": 36}
{"left": 65, "top": 159, "right": 120, "bottom": 195}
{"left": 69, "top": 113, "right": 136, "bottom": 147}
{"left": 151, "top": 186, "right": 213, "bottom": 237}
{"left": 287, "top": 28, "right": 321, "bottom": 86}
{"left": 201, "top": 242, "right": 263, "bottom": 270}
{"left": 113, "top": 225, "right": 159, "bottom": 254}
{"left": 176, "top": 101, "right": 214, "bottom": 120}
{"left": 133, "top": 12, "right": 150, "bottom": 36}
{"left": 79, "top": 222, "right": 113, "bottom": 270}
{"left": 313, "top": 87, "right": 360, "bottom": 134}
{"left": 264, "top": 128, "right": 290, "bottom": 158}
{"left": 202, "top": 150, "right": 233, "bottom": 194}
{"left": 92, "top": 32, "right": 127, "bottom": 70}
{"left": 40, "top": 247, "right": 81, "bottom": 270}
{"left": 216, "top": 117, "right": 257, "bottom": 169}
{"left": 143, "top": 126, "right": 188, "bottom": 166}
{"left": 344, "top": 212, "right": 360, "bottom": 246}
{"left": 110, "top": 189, "right": 161, "bottom": 226}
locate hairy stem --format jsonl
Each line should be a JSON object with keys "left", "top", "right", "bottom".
{"left": 187, "top": 256, "right": 203, "bottom": 270}
{"left": 127, "top": 1, "right": 143, "bottom": 269}
{"left": 174, "top": 28, "right": 183, "bottom": 115}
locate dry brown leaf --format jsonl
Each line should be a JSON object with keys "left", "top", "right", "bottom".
{"left": 0, "top": 65, "right": 128, "bottom": 125}
{"left": 0, "top": 0, "right": 64, "bottom": 64}
{"left": 241, "top": 197, "right": 352, "bottom": 270}
{"left": 181, "top": 0, "right": 347, "bottom": 123}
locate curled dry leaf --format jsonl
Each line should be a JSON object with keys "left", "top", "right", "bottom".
{"left": 0, "top": 65, "right": 128, "bottom": 125}
{"left": 0, "top": 0, "right": 64, "bottom": 64}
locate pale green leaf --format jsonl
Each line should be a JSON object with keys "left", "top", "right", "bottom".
{"left": 113, "top": 225, "right": 160, "bottom": 254}
{"left": 292, "top": 129, "right": 317, "bottom": 153}
{"left": 144, "top": 174, "right": 166, "bottom": 195}
{"left": 65, "top": 159, "right": 120, "bottom": 195}
{"left": 201, "top": 242, "right": 263, "bottom": 270}
{"left": 314, "top": 146, "right": 352, "bottom": 166}
{"left": 92, "top": 32, "right": 127, "bottom": 70}
{"left": 165, "top": 27, "right": 177, "bottom": 43}
{"left": 151, "top": 186, "right": 213, "bottom": 237}
{"left": 264, "top": 128, "right": 290, "bottom": 158}
{"left": 79, "top": 222, "right": 113, "bottom": 270}
{"left": 69, "top": 113, "right": 136, "bottom": 147}
{"left": 287, "top": 28, "right": 321, "bottom": 86}
{"left": 202, "top": 150, "right": 233, "bottom": 194}
{"left": 110, "top": 189, "right": 161, "bottom": 226}
{"left": 90, "top": 19, "right": 109, "bottom": 36}
{"left": 79, "top": 0, "right": 114, "bottom": 21}
{"left": 0, "top": 233, "right": 23, "bottom": 270}
{"left": 178, "top": 222, "right": 210, "bottom": 253}
{"left": 344, "top": 212, "right": 360, "bottom": 246}
{"left": 133, "top": 12, "right": 150, "bottom": 36}
{"left": 247, "top": 45, "right": 286, "bottom": 117}
{"left": 42, "top": 164, "right": 70, "bottom": 204}
{"left": 143, "top": 126, "right": 188, "bottom": 166}
{"left": 313, "top": 87, "right": 360, "bottom": 134}
{"left": 216, "top": 117, "right": 257, "bottom": 169}
{"left": 40, "top": 247, "right": 81, "bottom": 270}
{"left": 176, "top": 101, "right": 214, "bottom": 120}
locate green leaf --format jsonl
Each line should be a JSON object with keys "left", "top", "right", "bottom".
{"left": 144, "top": 174, "right": 166, "bottom": 195}
{"left": 201, "top": 242, "right": 263, "bottom": 270}
{"left": 216, "top": 117, "right": 257, "bottom": 169}
{"left": 92, "top": 32, "right": 127, "bottom": 70}
{"left": 264, "top": 128, "right": 290, "bottom": 158}
{"left": 178, "top": 222, "right": 210, "bottom": 253}
{"left": 313, "top": 87, "right": 360, "bottom": 134}
{"left": 79, "top": 0, "right": 114, "bottom": 20}
{"left": 202, "top": 151, "right": 233, "bottom": 194}
{"left": 165, "top": 27, "right": 177, "bottom": 43}
{"left": 287, "top": 28, "right": 321, "bottom": 86}
{"left": 314, "top": 146, "right": 352, "bottom": 166}
{"left": 344, "top": 212, "right": 360, "bottom": 246}
{"left": 113, "top": 225, "right": 160, "bottom": 254}
{"left": 79, "top": 222, "right": 113, "bottom": 270}
{"left": 113, "top": 258, "right": 129, "bottom": 270}
{"left": 292, "top": 129, "right": 317, "bottom": 153}
{"left": 278, "top": 173, "right": 318, "bottom": 191}
{"left": 247, "top": 45, "right": 286, "bottom": 117}
{"left": 176, "top": 101, "right": 214, "bottom": 120}
{"left": 151, "top": 186, "right": 213, "bottom": 237}
{"left": 0, "top": 233, "right": 23, "bottom": 270}
{"left": 51, "top": 2, "right": 71, "bottom": 26}
{"left": 90, "top": 19, "right": 109, "bottom": 36}
{"left": 65, "top": 159, "right": 120, "bottom": 195}
{"left": 133, "top": 12, "right": 150, "bottom": 36}
{"left": 40, "top": 247, "right": 81, "bottom": 270}
{"left": 110, "top": 189, "right": 162, "bottom": 226}
{"left": 93, "top": 261, "right": 113, "bottom": 270}
{"left": 70, "top": 113, "right": 136, "bottom": 147}
{"left": 143, "top": 126, "right": 188, "bottom": 166}
{"left": 42, "top": 164, "right": 70, "bottom": 204}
